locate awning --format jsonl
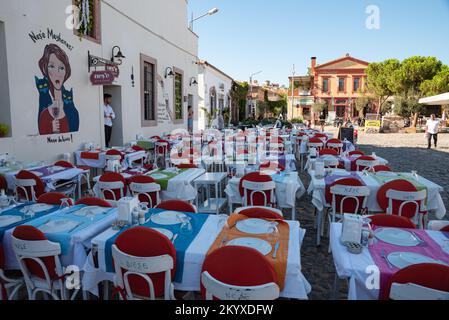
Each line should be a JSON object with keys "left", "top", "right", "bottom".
{"left": 419, "top": 92, "right": 449, "bottom": 105}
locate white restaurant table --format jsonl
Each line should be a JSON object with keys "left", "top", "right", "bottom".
{"left": 308, "top": 170, "right": 447, "bottom": 245}
{"left": 330, "top": 223, "right": 449, "bottom": 300}
{"left": 82, "top": 217, "right": 312, "bottom": 299}
{"left": 304, "top": 155, "right": 389, "bottom": 172}
{"left": 3, "top": 207, "right": 117, "bottom": 270}
{"left": 225, "top": 172, "right": 306, "bottom": 211}
{"left": 75, "top": 150, "right": 146, "bottom": 169}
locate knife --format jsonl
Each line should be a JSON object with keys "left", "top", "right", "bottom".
{"left": 272, "top": 241, "right": 281, "bottom": 259}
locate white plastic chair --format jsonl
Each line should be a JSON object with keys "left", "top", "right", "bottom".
{"left": 111, "top": 245, "right": 175, "bottom": 300}
{"left": 242, "top": 180, "right": 276, "bottom": 207}
{"left": 355, "top": 159, "right": 378, "bottom": 171}
{"left": 390, "top": 283, "right": 449, "bottom": 300}
{"left": 129, "top": 182, "right": 161, "bottom": 208}
{"left": 386, "top": 189, "right": 427, "bottom": 229}
{"left": 329, "top": 184, "right": 370, "bottom": 223}
{"left": 201, "top": 271, "right": 279, "bottom": 300}
{"left": 11, "top": 236, "right": 73, "bottom": 300}
{"left": 14, "top": 178, "right": 38, "bottom": 202}
{"left": 98, "top": 181, "right": 125, "bottom": 201}
{"left": 0, "top": 268, "right": 24, "bottom": 300}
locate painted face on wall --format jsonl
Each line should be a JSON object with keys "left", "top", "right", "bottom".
{"left": 47, "top": 53, "right": 66, "bottom": 91}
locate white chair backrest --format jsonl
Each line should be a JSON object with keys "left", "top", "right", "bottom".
{"left": 98, "top": 180, "right": 125, "bottom": 201}
{"left": 356, "top": 159, "right": 377, "bottom": 171}
{"left": 201, "top": 271, "right": 279, "bottom": 300}
{"left": 112, "top": 245, "right": 174, "bottom": 300}
{"left": 390, "top": 282, "right": 449, "bottom": 300}
{"left": 129, "top": 182, "right": 161, "bottom": 208}
{"left": 11, "top": 236, "right": 63, "bottom": 293}
{"left": 105, "top": 155, "right": 122, "bottom": 161}
{"left": 308, "top": 142, "right": 323, "bottom": 149}
{"left": 330, "top": 184, "right": 370, "bottom": 215}
{"left": 242, "top": 180, "right": 276, "bottom": 207}
{"left": 14, "top": 178, "right": 37, "bottom": 202}
{"left": 234, "top": 206, "right": 283, "bottom": 218}
{"left": 386, "top": 189, "right": 427, "bottom": 218}
{"left": 322, "top": 157, "right": 339, "bottom": 168}
{"left": 327, "top": 142, "right": 344, "bottom": 151}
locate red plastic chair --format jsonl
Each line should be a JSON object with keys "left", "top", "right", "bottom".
{"left": 201, "top": 246, "right": 279, "bottom": 300}
{"left": 98, "top": 172, "right": 127, "bottom": 201}
{"left": 239, "top": 172, "right": 276, "bottom": 207}
{"left": 54, "top": 161, "right": 74, "bottom": 169}
{"left": 307, "top": 137, "right": 325, "bottom": 151}
{"left": 260, "top": 162, "right": 286, "bottom": 172}
{"left": 349, "top": 150, "right": 365, "bottom": 157}
{"left": 14, "top": 170, "right": 46, "bottom": 202}
{"left": 235, "top": 207, "right": 284, "bottom": 220}
{"left": 384, "top": 264, "right": 449, "bottom": 300}
{"left": 105, "top": 149, "right": 125, "bottom": 161}
{"left": 377, "top": 180, "right": 422, "bottom": 221}
{"left": 369, "top": 214, "right": 416, "bottom": 229}
{"left": 156, "top": 200, "right": 197, "bottom": 213}
{"left": 319, "top": 148, "right": 339, "bottom": 156}
{"left": 326, "top": 138, "right": 344, "bottom": 154}
{"left": 373, "top": 165, "right": 392, "bottom": 172}
{"left": 128, "top": 175, "right": 161, "bottom": 208}
{"left": 113, "top": 227, "right": 176, "bottom": 299}
{"left": 37, "top": 192, "right": 72, "bottom": 206}
{"left": 75, "top": 197, "right": 112, "bottom": 208}
{"left": 0, "top": 175, "right": 7, "bottom": 192}
{"left": 325, "top": 178, "right": 368, "bottom": 215}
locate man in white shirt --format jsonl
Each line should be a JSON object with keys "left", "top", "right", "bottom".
{"left": 426, "top": 114, "right": 440, "bottom": 149}
{"left": 104, "top": 94, "right": 116, "bottom": 148}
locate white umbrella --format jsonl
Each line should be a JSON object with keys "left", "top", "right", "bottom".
{"left": 419, "top": 92, "right": 449, "bottom": 105}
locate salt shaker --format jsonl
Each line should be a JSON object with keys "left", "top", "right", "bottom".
{"left": 138, "top": 210, "right": 146, "bottom": 225}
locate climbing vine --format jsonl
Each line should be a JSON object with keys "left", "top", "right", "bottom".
{"left": 74, "top": 0, "right": 95, "bottom": 38}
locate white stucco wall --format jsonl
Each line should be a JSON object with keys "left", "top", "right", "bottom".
{"left": 0, "top": 0, "right": 198, "bottom": 162}
{"left": 197, "top": 63, "right": 233, "bottom": 130}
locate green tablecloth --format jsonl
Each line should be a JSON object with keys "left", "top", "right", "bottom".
{"left": 137, "top": 140, "right": 155, "bottom": 151}
{"left": 148, "top": 169, "right": 187, "bottom": 190}
{"left": 370, "top": 172, "right": 428, "bottom": 203}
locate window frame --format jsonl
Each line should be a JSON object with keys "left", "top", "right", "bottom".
{"left": 172, "top": 67, "right": 184, "bottom": 124}
{"left": 353, "top": 77, "right": 361, "bottom": 92}
{"left": 72, "top": 0, "right": 102, "bottom": 44}
{"left": 140, "top": 54, "right": 158, "bottom": 127}
{"left": 338, "top": 77, "right": 346, "bottom": 92}
{"left": 322, "top": 78, "right": 330, "bottom": 93}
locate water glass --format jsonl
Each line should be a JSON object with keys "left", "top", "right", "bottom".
{"left": 268, "top": 222, "right": 280, "bottom": 243}
{"left": 179, "top": 216, "right": 193, "bottom": 235}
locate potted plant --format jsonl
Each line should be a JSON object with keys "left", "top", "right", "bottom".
{"left": 0, "top": 124, "right": 9, "bottom": 137}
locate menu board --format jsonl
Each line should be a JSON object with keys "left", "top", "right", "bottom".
{"left": 339, "top": 127, "right": 355, "bottom": 144}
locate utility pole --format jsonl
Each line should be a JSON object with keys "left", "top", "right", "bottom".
{"left": 290, "top": 64, "right": 296, "bottom": 120}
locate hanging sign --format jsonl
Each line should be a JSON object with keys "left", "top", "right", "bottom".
{"left": 90, "top": 70, "right": 115, "bottom": 85}
{"left": 106, "top": 64, "right": 120, "bottom": 77}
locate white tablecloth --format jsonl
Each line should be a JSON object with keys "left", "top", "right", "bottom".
{"left": 75, "top": 150, "right": 146, "bottom": 169}
{"left": 3, "top": 208, "right": 117, "bottom": 270}
{"left": 330, "top": 223, "right": 449, "bottom": 300}
{"left": 82, "top": 217, "right": 311, "bottom": 299}
{"left": 298, "top": 140, "right": 355, "bottom": 155}
{"left": 304, "top": 155, "right": 389, "bottom": 172}
{"left": 225, "top": 172, "right": 306, "bottom": 209}
{"left": 308, "top": 171, "right": 447, "bottom": 219}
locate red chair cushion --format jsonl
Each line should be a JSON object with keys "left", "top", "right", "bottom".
{"left": 384, "top": 263, "right": 449, "bottom": 300}
{"left": 319, "top": 148, "right": 339, "bottom": 156}
{"left": 325, "top": 178, "right": 365, "bottom": 214}
{"left": 326, "top": 138, "right": 343, "bottom": 145}
{"left": 349, "top": 150, "right": 365, "bottom": 156}
{"left": 0, "top": 175, "right": 7, "bottom": 191}
{"left": 238, "top": 208, "right": 283, "bottom": 220}
{"left": 54, "top": 161, "right": 74, "bottom": 168}
{"left": 127, "top": 175, "right": 158, "bottom": 206}
{"left": 115, "top": 227, "right": 176, "bottom": 298}
{"left": 37, "top": 192, "right": 72, "bottom": 206}
{"left": 373, "top": 165, "right": 392, "bottom": 172}
{"left": 99, "top": 173, "right": 127, "bottom": 201}
{"left": 201, "top": 246, "right": 278, "bottom": 299}
{"left": 75, "top": 197, "right": 112, "bottom": 208}
{"left": 354, "top": 156, "right": 376, "bottom": 171}
{"left": 239, "top": 172, "right": 274, "bottom": 206}
{"left": 15, "top": 170, "right": 46, "bottom": 200}
{"left": 369, "top": 214, "right": 416, "bottom": 229}
{"left": 156, "top": 200, "right": 196, "bottom": 213}
{"left": 12, "top": 226, "right": 58, "bottom": 280}
{"left": 377, "top": 180, "right": 419, "bottom": 219}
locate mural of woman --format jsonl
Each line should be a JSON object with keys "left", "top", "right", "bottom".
{"left": 36, "top": 44, "right": 79, "bottom": 135}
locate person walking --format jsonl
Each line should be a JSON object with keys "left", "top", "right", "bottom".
{"left": 103, "top": 94, "right": 115, "bottom": 148}
{"left": 426, "top": 114, "right": 440, "bottom": 149}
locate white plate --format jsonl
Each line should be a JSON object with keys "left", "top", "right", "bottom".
{"left": 376, "top": 172, "right": 398, "bottom": 178}
{"left": 374, "top": 228, "right": 421, "bottom": 247}
{"left": 73, "top": 206, "right": 108, "bottom": 217}
{"left": 227, "top": 237, "right": 272, "bottom": 256}
{"left": 150, "top": 211, "right": 187, "bottom": 226}
{"left": 38, "top": 219, "right": 81, "bottom": 234}
{"left": 387, "top": 252, "right": 448, "bottom": 270}
{"left": 150, "top": 173, "right": 168, "bottom": 180}
{"left": 20, "top": 204, "right": 53, "bottom": 213}
{"left": 0, "top": 215, "right": 23, "bottom": 228}
{"left": 151, "top": 228, "right": 174, "bottom": 240}
{"left": 236, "top": 219, "right": 273, "bottom": 235}
{"left": 30, "top": 171, "right": 44, "bottom": 177}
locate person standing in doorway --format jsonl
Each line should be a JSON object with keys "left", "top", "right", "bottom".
{"left": 104, "top": 94, "right": 115, "bottom": 148}
{"left": 188, "top": 106, "right": 194, "bottom": 134}
{"left": 426, "top": 114, "right": 440, "bottom": 149}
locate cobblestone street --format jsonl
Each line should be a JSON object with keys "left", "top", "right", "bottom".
{"left": 296, "top": 129, "right": 449, "bottom": 300}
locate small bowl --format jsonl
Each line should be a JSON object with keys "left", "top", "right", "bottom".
{"left": 344, "top": 242, "right": 363, "bottom": 255}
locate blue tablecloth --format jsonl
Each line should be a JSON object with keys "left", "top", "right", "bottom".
{"left": 104, "top": 208, "right": 209, "bottom": 283}
{"left": 0, "top": 203, "right": 59, "bottom": 241}
{"left": 27, "top": 205, "right": 115, "bottom": 255}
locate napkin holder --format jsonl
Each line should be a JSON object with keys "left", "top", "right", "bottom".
{"left": 309, "top": 147, "right": 317, "bottom": 159}
{"left": 341, "top": 214, "right": 363, "bottom": 245}
{"left": 315, "top": 161, "right": 325, "bottom": 178}
{"left": 117, "top": 197, "right": 140, "bottom": 225}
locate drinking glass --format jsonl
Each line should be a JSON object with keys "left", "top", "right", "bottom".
{"left": 60, "top": 198, "right": 72, "bottom": 213}
{"left": 268, "top": 222, "right": 280, "bottom": 243}
{"left": 179, "top": 216, "right": 193, "bottom": 235}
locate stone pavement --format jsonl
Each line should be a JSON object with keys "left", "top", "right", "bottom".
{"left": 293, "top": 129, "right": 449, "bottom": 300}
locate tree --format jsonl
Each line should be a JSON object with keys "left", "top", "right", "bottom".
{"left": 230, "top": 82, "right": 249, "bottom": 123}
{"left": 366, "top": 59, "right": 400, "bottom": 110}
{"left": 354, "top": 89, "right": 373, "bottom": 118}
{"left": 420, "top": 65, "right": 449, "bottom": 96}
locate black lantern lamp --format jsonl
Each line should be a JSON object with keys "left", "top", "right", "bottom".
{"left": 189, "top": 77, "right": 198, "bottom": 86}
{"left": 165, "top": 67, "right": 175, "bottom": 78}
{"left": 111, "top": 46, "right": 125, "bottom": 65}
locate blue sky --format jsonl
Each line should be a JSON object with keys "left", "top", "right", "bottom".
{"left": 188, "top": 0, "right": 449, "bottom": 86}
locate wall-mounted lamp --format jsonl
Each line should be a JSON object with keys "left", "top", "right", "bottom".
{"left": 111, "top": 46, "right": 126, "bottom": 65}
{"left": 189, "top": 77, "right": 198, "bottom": 86}
{"left": 165, "top": 67, "right": 175, "bottom": 78}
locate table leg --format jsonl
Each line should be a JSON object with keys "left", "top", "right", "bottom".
{"left": 316, "top": 209, "right": 323, "bottom": 246}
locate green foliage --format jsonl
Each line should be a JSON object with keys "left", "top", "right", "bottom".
{"left": 75, "top": 0, "right": 95, "bottom": 38}
{"left": 312, "top": 101, "right": 327, "bottom": 113}
{"left": 290, "top": 118, "right": 304, "bottom": 124}
{"left": 420, "top": 66, "right": 449, "bottom": 97}
{"left": 231, "top": 82, "right": 249, "bottom": 121}
{"left": 354, "top": 90, "right": 374, "bottom": 116}
{"left": 393, "top": 95, "right": 425, "bottom": 118}
{"left": 200, "top": 107, "right": 216, "bottom": 128}
{"left": 366, "top": 59, "right": 400, "bottom": 106}
{"left": 0, "top": 123, "right": 9, "bottom": 137}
